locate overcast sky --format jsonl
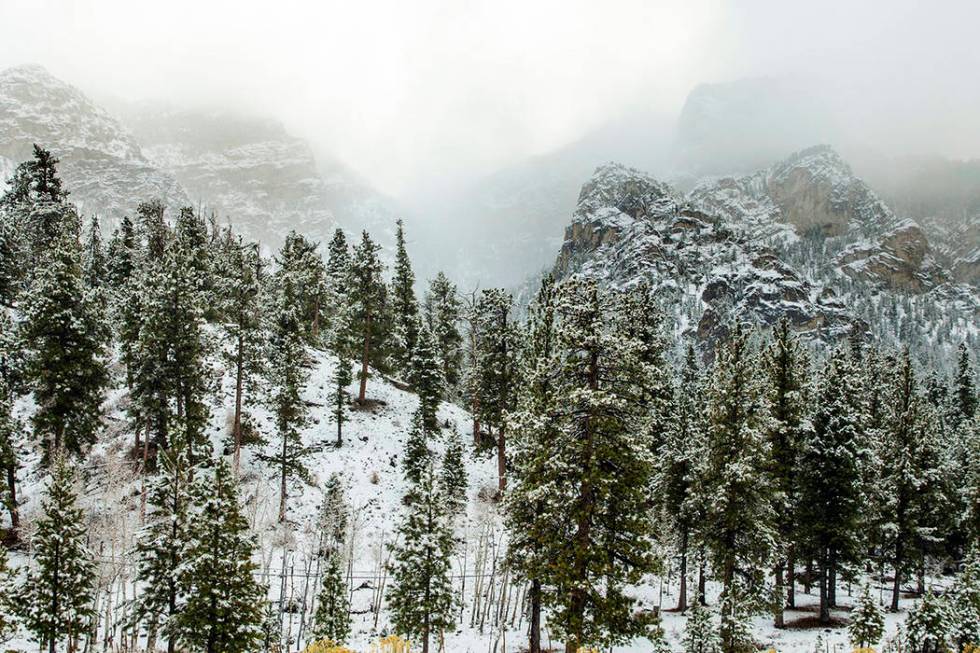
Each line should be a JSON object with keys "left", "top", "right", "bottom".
{"left": 1, "top": 0, "right": 978, "bottom": 197}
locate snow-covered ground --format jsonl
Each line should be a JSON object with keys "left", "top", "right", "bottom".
{"left": 3, "top": 349, "right": 928, "bottom": 653}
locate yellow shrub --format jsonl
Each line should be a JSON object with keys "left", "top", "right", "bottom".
{"left": 576, "top": 648, "right": 601, "bottom": 653}
{"left": 370, "top": 634, "right": 412, "bottom": 653}
{"left": 852, "top": 648, "right": 877, "bottom": 653}
{"left": 303, "top": 639, "right": 357, "bottom": 653}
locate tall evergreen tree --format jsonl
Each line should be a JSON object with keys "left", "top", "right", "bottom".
{"left": 388, "top": 465, "right": 456, "bottom": 653}
{"left": 390, "top": 219, "right": 419, "bottom": 376}
{"left": 519, "top": 279, "right": 659, "bottom": 653}
{"left": 277, "top": 231, "right": 326, "bottom": 342}
{"left": 424, "top": 271, "right": 463, "bottom": 394}
{"left": 796, "top": 350, "right": 862, "bottom": 624}
{"left": 105, "top": 215, "right": 136, "bottom": 291}
{"left": 349, "top": 231, "right": 388, "bottom": 404}
{"left": 473, "top": 288, "right": 518, "bottom": 491}
{"left": 133, "top": 432, "right": 194, "bottom": 653}
{"left": 904, "top": 591, "right": 950, "bottom": 653}
{"left": 762, "top": 319, "right": 809, "bottom": 624}
{"left": 0, "top": 538, "right": 15, "bottom": 643}
{"left": 701, "top": 323, "right": 775, "bottom": 653}
{"left": 952, "top": 342, "right": 977, "bottom": 429}
{"left": 18, "top": 457, "right": 95, "bottom": 653}
{"left": 656, "top": 343, "right": 704, "bottom": 613}
{"left": 882, "top": 350, "right": 945, "bottom": 612}
{"left": 402, "top": 409, "right": 431, "bottom": 485}
{"left": 173, "top": 459, "right": 266, "bottom": 653}
{"left": 0, "top": 378, "right": 21, "bottom": 536}
{"left": 21, "top": 227, "right": 108, "bottom": 462}
{"left": 264, "top": 267, "right": 315, "bottom": 523}
{"left": 504, "top": 274, "right": 558, "bottom": 653}
{"left": 216, "top": 236, "right": 265, "bottom": 470}
{"left": 410, "top": 316, "right": 444, "bottom": 431}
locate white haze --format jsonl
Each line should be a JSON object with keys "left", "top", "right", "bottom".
{"left": 1, "top": 0, "right": 979, "bottom": 200}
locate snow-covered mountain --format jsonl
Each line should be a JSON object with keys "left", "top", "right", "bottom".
{"left": 120, "top": 105, "right": 401, "bottom": 254}
{"left": 551, "top": 147, "right": 979, "bottom": 352}
{"left": 0, "top": 64, "right": 189, "bottom": 222}
{"left": 0, "top": 64, "right": 401, "bottom": 255}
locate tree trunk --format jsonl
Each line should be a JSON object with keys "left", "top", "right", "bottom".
{"left": 804, "top": 559, "right": 812, "bottom": 594}
{"left": 336, "top": 394, "right": 343, "bottom": 447}
{"left": 497, "top": 427, "right": 506, "bottom": 492}
{"left": 358, "top": 314, "right": 372, "bottom": 404}
{"left": 774, "top": 562, "right": 785, "bottom": 628}
{"left": 233, "top": 333, "right": 244, "bottom": 473}
{"left": 278, "top": 430, "right": 289, "bottom": 523}
{"left": 818, "top": 558, "right": 830, "bottom": 624}
{"left": 891, "top": 541, "right": 903, "bottom": 612}
{"left": 4, "top": 463, "right": 18, "bottom": 534}
{"left": 677, "top": 529, "right": 689, "bottom": 612}
{"left": 720, "top": 557, "right": 736, "bottom": 653}
{"left": 828, "top": 557, "right": 837, "bottom": 608}
{"left": 786, "top": 547, "right": 795, "bottom": 608}
{"left": 698, "top": 553, "right": 707, "bottom": 606}
{"left": 529, "top": 579, "right": 542, "bottom": 653}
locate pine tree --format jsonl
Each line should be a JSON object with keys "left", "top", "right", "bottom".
{"left": 388, "top": 466, "right": 456, "bottom": 653}
{"left": 473, "top": 288, "right": 518, "bottom": 491}
{"left": 21, "top": 227, "right": 109, "bottom": 462}
{"left": 656, "top": 342, "right": 704, "bottom": 613}
{"left": 701, "top": 323, "right": 776, "bottom": 653}
{"left": 905, "top": 591, "right": 950, "bottom": 653}
{"left": 173, "top": 459, "right": 266, "bottom": 653}
{"left": 326, "top": 228, "right": 351, "bottom": 297}
{"left": 526, "top": 279, "right": 658, "bottom": 653}
{"left": 133, "top": 433, "right": 194, "bottom": 653}
{"left": 264, "top": 266, "right": 315, "bottom": 523}
{"left": 948, "top": 551, "right": 980, "bottom": 652}
{"left": 18, "top": 457, "right": 95, "bottom": 653}
{"left": 952, "top": 343, "right": 977, "bottom": 430}
{"left": 390, "top": 219, "right": 419, "bottom": 377}
{"left": 882, "top": 350, "right": 946, "bottom": 612}
{"left": 424, "top": 271, "right": 462, "bottom": 394}
{"left": 311, "top": 551, "right": 350, "bottom": 645}
{"left": 349, "top": 231, "right": 388, "bottom": 403}
{"left": 216, "top": 235, "right": 265, "bottom": 469}
{"left": 797, "top": 349, "right": 862, "bottom": 624}
{"left": 0, "top": 378, "right": 21, "bottom": 535}
{"left": 683, "top": 598, "right": 721, "bottom": 653}
{"left": 277, "top": 231, "right": 327, "bottom": 342}
{"left": 849, "top": 585, "right": 885, "bottom": 649}
{"left": 504, "top": 274, "right": 559, "bottom": 653}
{"left": 0, "top": 532, "right": 16, "bottom": 643}
{"left": 328, "top": 314, "right": 354, "bottom": 448}
{"left": 318, "top": 473, "right": 349, "bottom": 555}
{"left": 105, "top": 215, "right": 136, "bottom": 291}
{"left": 762, "top": 318, "right": 809, "bottom": 624}
{"left": 410, "top": 316, "right": 444, "bottom": 431}
{"left": 402, "top": 409, "right": 431, "bottom": 485}
{"left": 439, "top": 426, "right": 468, "bottom": 517}
{"left": 82, "top": 214, "right": 106, "bottom": 288}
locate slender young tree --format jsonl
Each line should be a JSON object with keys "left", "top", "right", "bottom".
{"left": 388, "top": 465, "right": 456, "bottom": 653}
{"left": 18, "top": 457, "right": 95, "bottom": 653}
{"left": 214, "top": 234, "right": 266, "bottom": 470}
{"left": 410, "top": 316, "right": 444, "bottom": 431}
{"left": 349, "top": 231, "right": 388, "bottom": 404}
{"left": 132, "top": 431, "right": 194, "bottom": 653}
{"left": 81, "top": 214, "right": 106, "bottom": 288}
{"left": 504, "top": 274, "right": 558, "bottom": 653}
{"left": 264, "top": 268, "right": 315, "bottom": 523}
{"left": 390, "top": 219, "right": 419, "bottom": 377}
{"left": 0, "top": 378, "right": 21, "bottom": 536}
{"left": 424, "top": 271, "right": 463, "bottom": 394}
{"left": 311, "top": 551, "right": 350, "bottom": 645}
{"left": 402, "top": 409, "right": 431, "bottom": 485}
{"left": 173, "top": 459, "right": 266, "bottom": 653}
{"left": 849, "top": 585, "right": 885, "bottom": 649}
{"left": 439, "top": 426, "right": 468, "bottom": 517}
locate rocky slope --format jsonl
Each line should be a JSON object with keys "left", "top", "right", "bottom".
{"left": 0, "top": 64, "right": 189, "bottom": 223}
{"left": 122, "top": 106, "right": 400, "bottom": 254}
{"left": 0, "top": 64, "right": 400, "bottom": 256}
{"left": 553, "top": 149, "right": 979, "bottom": 352}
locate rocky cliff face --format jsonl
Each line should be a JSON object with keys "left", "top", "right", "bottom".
{"left": 553, "top": 163, "right": 857, "bottom": 346}
{"left": 552, "top": 150, "right": 979, "bottom": 350}
{"left": 0, "top": 64, "right": 189, "bottom": 222}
